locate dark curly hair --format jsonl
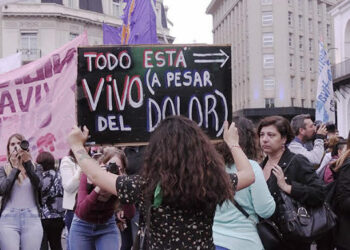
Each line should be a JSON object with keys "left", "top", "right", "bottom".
{"left": 215, "top": 117, "right": 261, "bottom": 166}
{"left": 141, "top": 116, "right": 234, "bottom": 212}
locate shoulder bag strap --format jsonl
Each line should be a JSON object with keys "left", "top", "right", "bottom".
{"left": 232, "top": 200, "right": 249, "bottom": 218}
{"left": 282, "top": 154, "right": 298, "bottom": 174}
{"left": 233, "top": 155, "right": 297, "bottom": 222}
{"left": 232, "top": 200, "right": 257, "bottom": 224}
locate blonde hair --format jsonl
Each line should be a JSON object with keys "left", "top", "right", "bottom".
{"left": 334, "top": 131, "right": 350, "bottom": 172}
{"left": 327, "top": 135, "right": 340, "bottom": 151}
{"left": 334, "top": 149, "right": 350, "bottom": 172}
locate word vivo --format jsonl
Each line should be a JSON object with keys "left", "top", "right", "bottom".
{"left": 81, "top": 74, "right": 143, "bottom": 112}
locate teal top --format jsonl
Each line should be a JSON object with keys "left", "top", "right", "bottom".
{"left": 213, "top": 160, "right": 276, "bottom": 250}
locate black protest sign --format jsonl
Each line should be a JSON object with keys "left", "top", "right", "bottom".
{"left": 77, "top": 45, "right": 232, "bottom": 145}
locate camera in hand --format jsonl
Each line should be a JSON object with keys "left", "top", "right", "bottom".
{"left": 20, "top": 140, "right": 30, "bottom": 151}
{"left": 106, "top": 162, "right": 120, "bottom": 175}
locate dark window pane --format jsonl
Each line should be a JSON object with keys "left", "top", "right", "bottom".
{"left": 41, "top": 0, "right": 63, "bottom": 4}
{"left": 79, "top": 0, "right": 103, "bottom": 13}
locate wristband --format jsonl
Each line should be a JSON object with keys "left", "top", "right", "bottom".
{"left": 315, "top": 134, "right": 326, "bottom": 140}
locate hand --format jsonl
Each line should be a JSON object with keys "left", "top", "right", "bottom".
{"left": 68, "top": 125, "right": 89, "bottom": 148}
{"left": 272, "top": 164, "right": 290, "bottom": 193}
{"left": 97, "top": 188, "right": 112, "bottom": 201}
{"left": 10, "top": 154, "right": 19, "bottom": 167}
{"left": 316, "top": 124, "right": 327, "bottom": 136}
{"left": 17, "top": 150, "right": 32, "bottom": 163}
{"left": 223, "top": 121, "right": 239, "bottom": 148}
{"left": 117, "top": 210, "right": 126, "bottom": 223}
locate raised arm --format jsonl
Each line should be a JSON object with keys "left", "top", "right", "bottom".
{"left": 223, "top": 121, "right": 255, "bottom": 190}
{"left": 18, "top": 150, "right": 42, "bottom": 189}
{"left": 68, "top": 125, "right": 118, "bottom": 196}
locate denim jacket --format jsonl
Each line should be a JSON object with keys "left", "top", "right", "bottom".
{"left": 0, "top": 161, "right": 43, "bottom": 216}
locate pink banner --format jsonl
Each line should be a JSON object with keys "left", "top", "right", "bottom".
{"left": 0, "top": 32, "right": 88, "bottom": 162}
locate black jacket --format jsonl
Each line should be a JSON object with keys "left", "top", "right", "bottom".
{"left": 261, "top": 148, "right": 326, "bottom": 208}
{"left": 0, "top": 161, "right": 43, "bottom": 216}
{"left": 333, "top": 157, "right": 350, "bottom": 249}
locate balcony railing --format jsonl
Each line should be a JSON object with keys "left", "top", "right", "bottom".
{"left": 17, "top": 49, "right": 41, "bottom": 62}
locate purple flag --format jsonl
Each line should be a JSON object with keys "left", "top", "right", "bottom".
{"left": 127, "top": 0, "right": 158, "bottom": 44}
{"left": 103, "top": 23, "right": 121, "bottom": 45}
{"left": 103, "top": 0, "right": 158, "bottom": 45}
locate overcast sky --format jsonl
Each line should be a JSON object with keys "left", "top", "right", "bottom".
{"left": 163, "top": 0, "right": 213, "bottom": 44}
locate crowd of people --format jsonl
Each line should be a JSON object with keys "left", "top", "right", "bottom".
{"left": 0, "top": 114, "right": 349, "bottom": 250}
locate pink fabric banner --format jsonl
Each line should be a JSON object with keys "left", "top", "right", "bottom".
{"left": 0, "top": 32, "right": 88, "bottom": 162}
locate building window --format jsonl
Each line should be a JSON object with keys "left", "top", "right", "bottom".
{"left": 265, "top": 98, "right": 275, "bottom": 108}
{"left": 310, "top": 58, "right": 314, "bottom": 72}
{"left": 289, "top": 33, "right": 293, "bottom": 47}
{"left": 318, "top": 21, "right": 322, "bottom": 35}
{"left": 298, "top": 0, "right": 303, "bottom": 9}
{"left": 311, "top": 100, "right": 315, "bottom": 108}
{"left": 264, "top": 78, "right": 275, "bottom": 89}
{"left": 69, "top": 32, "right": 79, "bottom": 40}
{"left": 300, "top": 56, "right": 304, "bottom": 71}
{"left": 299, "top": 36, "right": 303, "bottom": 49}
{"left": 20, "top": 32, "right": 40, "bottom": 61}
{"left": 318, "top": 4, "right": 322, "bottom": 15}
{"left": 291, "top": 76, "right": 295, "bottom": 88}
{"left": 301, "top": 99, "right": 305, "bottom": 107}
{"left": 262, "top": 12, "right": 273, "bottom": 26}
{"left": 288, "top": 0, "right": 292, "bottom": 5}
{"left": 309, "top": 38, "right": 313, "bottom": 51}
{"left": 301, "top": 78, "right": 305, "bottom": 92}
{"left": 288, "top": 11, "right": 293, "bottom": 26}
{"left": 112, "top": 0, "right": 122, "bottom": 17}
{"left": 263, "top": 33, "right": 274, "bottom": 47}
{"left": 299, "top": 15, "right": 303, "bottom": 29}
{"left": 289, "top": 54, "right": 294, "bottom": 67}
{"left": 327, "top": 24, "right": 331, "bottom": 38}
{"left": 291, "top": 97, "right": 295, "bottom": 107}
{"left": 261, "top": 0, "right": 272, "bottom": 4}
{"left": 263, "top": 54, "right": 274, "bottom": 68}
{"left": 308, "top": 18, "right": 313, "bottom": 33}
{"left": 308, "top": 0, "right": 313, "bottom": 12}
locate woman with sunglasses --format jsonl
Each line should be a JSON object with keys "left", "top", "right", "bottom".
{"left": 69, "top": 148, "right": 127, "bottom": 250}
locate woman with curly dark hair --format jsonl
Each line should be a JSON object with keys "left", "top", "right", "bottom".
{"left": 68, "top": 115, "right": 255, "bottom": 249}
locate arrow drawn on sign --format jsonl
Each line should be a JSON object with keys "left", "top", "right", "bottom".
{"left": 192, "top": 49, "right": 229, "bottom": 68}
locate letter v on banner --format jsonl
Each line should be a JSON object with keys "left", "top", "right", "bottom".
{"left": 0, "top": 31, "right": 88, "bottom": 163}
{"left": 315, "top": 41, "right": 335, "bottom": 123}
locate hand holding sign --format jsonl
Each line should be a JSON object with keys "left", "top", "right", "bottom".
{"left": 68, "top": 125, "right": 89, "bottom": 149}
{"left": 223, "top": 121, "right": 239, "bottom": 148}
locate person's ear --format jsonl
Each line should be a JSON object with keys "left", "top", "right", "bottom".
{"left": 298, "top": 127, "right": 304, "bottom": 136}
